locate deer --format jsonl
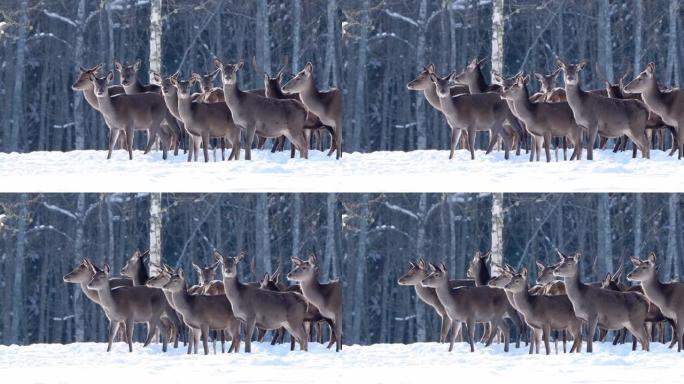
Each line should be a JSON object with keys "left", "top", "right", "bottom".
{"left": 466, "top": 251, "right": 524, "bottom": 348}
{"left": 190, "top": 261, "right": 224, "bottom": 295}
{"left": 428, "top": 71, "right": 516, "bottom": 160}
{"left": 287, "top": 255, "right": 343, "bottom": 352}
{"left": 557, "top": 59, "right": 651, "bottom": 160}
{"left": 191, "top": 69, "right": 224, "bottom": 103}
{"left": 451, "top": 58, "right": 502, "bottom": 93}
{"left": 627, "top": 253, "right": 684, "bottom": 351}
{"left": 160, "top": 268, "right": 241, "bottom": 354}
{"left": 86, "top": 261, "right": 169, "bottom": 352}
{"left": 63, "top": 258, "right": 132, "bottom": 343}
{"left": 535, "top": 260, "right": 566, "bottom": 295}
{"left": 119, "top": 250, "right": 182, "bottom": 348}
{"left": 624, "top": 62, "right": 684, "bottom": 159}
{"left": 281, "top": 62, "right": 343, "bottom": 159}
{"left": 533, "top": 68, "right": 566, "bottom": 102}
{"left": 114, "top": 60, "right": 182, "bottom": 158}
{"left": 257, "top": 57, "right": 333, "bottom": 156}
{"left": 214, "top": 59, "right": 309, "bottom": 161}
{"left": 90, "top": 71, "right": 171, "bottom": 160}
{"left": 398, "top": 259, "right": 474, "bottom": 343}
{"left": 500, "top": 75, "right": 583, "bottom": 162}
{"left": 503, "top": 267, "right": 582, "bottom": 355}
{"left": 552, "top": 250, "right": 651, "bottom": 352}
{"left": 421, "top": 262, "right": 513, "bottom": 352}
{"left": 214, "top": 250, "right": 309, "bottom": 353}
{"left": 169, "top": 75, "right": 241, "bottom": 162}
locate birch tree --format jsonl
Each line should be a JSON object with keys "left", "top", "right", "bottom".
{"left": 148, "top": 1, "right": 163, "bottom": 273}
{"left": 415, "top": 0, "right": 428, "bottom": 150}
{"left": 149, "top": 0, "right": 163, "bottom": 78}
{"left": 322, "top": 193, "right": 337, "bottom": 281}
{"left": 149, "top": 193, "right": 162, "bottom": 274}
{"left": 9, "top": 194, "right": 28, "bottom": 344}
{"left": 73, "top": 0, "right": 86, "bottom": 150}
{"left": 291, "top": 0, "right": 301, "bottom": 71}
{"left": 633, "top": 0, "right": 643, "bottom": 77}
{"left": 490, "top": 193, "right": 504, "bottom": 273}
{"left": 490, "top": 0, "right": 504, "bottom": 83}
{"left": 665, "top": 0, "right": 680, "bottom": 86}
{"left": 323, "top": 0, "right": 338, "bottom": 86}
{"left": 291, "top": 193, "right": 301, "bottom": 257}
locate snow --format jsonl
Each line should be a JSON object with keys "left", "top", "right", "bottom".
{"left": 0, "top": 149, "right": 683, "bottom": 193}
{"left": 0, "top": 341, "right": 682, "bottom": 384}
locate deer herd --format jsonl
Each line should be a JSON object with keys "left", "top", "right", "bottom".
{"left": 399, "top": 250, "right": 684, "bottom": 354}
{"left": 408, "top": 58, "right": 684, "bottom": 161}
{"left": 63, "top": 250, "right": 342, "bottom": 354}
{"left": 71, "top": 57, "right": 343, "bottom": 162}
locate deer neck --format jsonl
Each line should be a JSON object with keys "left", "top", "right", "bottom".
{"left": 81, "top": 85, "right": 101, "bottom": 111}
{"left": 93, "top": 282, "right": 116, "bottom": 313}
{"left": 223, "top": 82, "right": 245, "bottom": 109}
{"left": 96, "top": 92, "right": 116, "bottom": 119}
{"left": 177, "top": 95, "right": 194, "bottom": 123}
{"left": 163, "top": 93, "right": 181, "bottom": 120}
{"left": 432, "top": 281, "right": 456, "bottom": 310}
{"left": 222, "top": 274, "right": 244, "bottom": 302}
{"left": 511, "top": 285, "right": 534, "bottom": 315}
{"left": 131, "top": 263, "right": 148, "bottom": 286}
{"left": 422, "top": 84, "right": 443, "bottom": 111}
{"left": 413, "top": 284, "right": 441, "bottom": 307}
{"left": 639, "top": 274, "right": 668, "bottom": 311}
{"left": 562, "top": 269, "right": 587, "bottom": 302}
{"left": 297, "top": 79, "right": 320, "bottom": 105}
{"left": 511, "top": 93, "right": 537, "bottom": 123}
{"left": 299, "top": 275, "right": 326, "bottom": 305}
{"left": 169, "top": 285, "right": 193, "bottom": 315}
{"left": 79, "top": 279, "right": 101, "bottom": 304}
{"left": 467, "top": 70, "right": 488, "bottom": 94}
{"left": 564, "top": 82, "right": 587, "bottom": 108}
{"left": 640, "top": 80, "right": 668, "bottom": 118}
{"left": 123, "top": 79, "right": 144, "bottom": 94}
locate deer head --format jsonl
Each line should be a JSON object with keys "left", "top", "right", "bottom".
{"left": 90, "top": 71, "right": 114, "bottom": 97}
{"left": 397, "top": 258, "right": 430, "bottom": 285}
{"left": 623, "top": 63, "right": 656, "bottom": 94}
{"left": 552, "top": 250, "right": 582, "bottom": 277}
{"left": 114, "top": 59, "right": 142, "bottom": 87}
{"left": 287, "top": 254, "right": 318, "bottom": 283}
{"left": 214, "top": 58, "right": 244, "bottom": 86}
{"left": 214, "top": 250, "right": 244, "bottom": 278}
{"left": 72, "top": 63, "right": 103, "bottom": 90}
{"left": 406, "top": 64, "right": 437, "bottom": 91}
{"left": 420, "top": 262, "right": 449, "bottom": 288}
{"left": 63, "top": 258, "right": 96, "bottom": 283}
{"left": 556, "top": 59, "right": 587, "bottom": 87}
{"left": 281, "top": 62, "right": 314, "bottom": 94}
{"left": 503, "top": 267, "right": 528, "bottom": 292}
{"left": 626, "top": 252, "right": 659, "bottom": 282}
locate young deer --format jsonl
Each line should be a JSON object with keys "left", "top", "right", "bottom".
{"left": 504, "top": 268, "right": 582, "bottom": 355}
{"left": 535, "top": 260, "right": 566, "bottom": 295}
{"left": 553, "top": 250, "right": 651, "bottom": 352}
{"left": 532, "top": 68, "right": 566, "bottom": 102}
{"left": 421, "top": 262, "right": 512, "bottom": 353}
{"left": 161, "top": 268, "right": 241, "bottom": 354}
{"left": 90, "top": 72, "right": 169, "bottom": 160}
{"left": 281, "top": 62, "right": 343, "bottom": 159}
{"left": 627, "top": 253, "right": 684, "bottom": 351}
{"left": 624, "top": 63, "right": 684, "bottom": 159}
{"left": 191, "top": 69, "right": 224, "bottom": 103}
{"left": 398, "top": 259, "right": 474, "bottom": 343}
{"left": 191, "top": 261, "right": 224, "bottom": 295}
{"left": 214, "top": 59, "right": 309, "bottom": 160}
{"left": 214, "top": 251, "right": 309, "bottom": 353}
{"left": 557, "top": 59, "right": 651, "bottom": 160}
{"left": 87, "top": 262, "right": 169, "bottom": 352}
{"left": 287, "top": 255, "right": 343, "bottom": 352}
{"left": 429, "top": 72, "right": 515, "bottom": 160}
{"left": 500, "top": 75, "right": 583, "bottom": 162}
{"left": 170, "top": 75, "right": 241, "bottom": 162}
{"left": 451, "top": 58, "right": 502, "bottom": 93}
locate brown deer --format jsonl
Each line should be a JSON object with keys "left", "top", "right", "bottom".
{"left": 557, "top": 59, "right": 651, "bottom": 160}
{"left": 624, "top": 63, "right": 684, "bottom": 159}
{"left": 161, "top": 268, "right": 241, "bottom": 354}
{"left": 114, "top": 60, "right": 182, "bottom": 158}
{"left": 535, "top": 260, "right": 566, "bottom": 295}
{"left": 533, "top": 68, "right": 566, "bottom": 102}
{"left": 119, "top": 250, "right": 182, "bottom": 348}
{"left": 503, "top": 268, "right": 582, "bottom": 354}
{"left": 398, "top": 259, "right": 474, "bottom": 343}
{"left": 214, "top": 59, "right": 309, "bottom": 160}
{"left": 627, "top": 253, "right": 684, "bottom": 351}
{"left": 191, "top": 69, "right": 224, "bottom": 103}
{"left": 552, "top": 250, "right": 651, "bottom": 352}
{"left": 191, "top": 261, "right": 224, "bottom": 295}
{"left": 287, "top": 255, "right": 343, "bottom": 352}
{"left": 429, "top": 72, "right": 516, "bottom": 160}
{"left": 421, "top": 262, "right": 512, "bottom": 353}
{"left": 451, "top": 58, "right": 502, "bottom": 93}
{"left": 500, "top": 75, "right": 583, "bottom": 162}
{"left": 281, "top": 62, "right": 343, "bottom": 159}
{"left": 171, "top": 75, "right": 241, "bottom": 162}
{"left": 86, "top": 262, "right": 169, "bottom": 352}
{"left": 90, "top": 72, "right": 169, "bottom": 160}
{"left": 214, "top": 250, "right": 309, "bottom": 352}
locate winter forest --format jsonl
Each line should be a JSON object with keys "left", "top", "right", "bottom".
{"left": 0, "top": 0, "right": 683, "bottom": 154}
{"left": 0, "top": 192, "right": 681, "bottom": 346}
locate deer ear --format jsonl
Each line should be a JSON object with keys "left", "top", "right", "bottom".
{"left": 114, "top": 61, "right": 122, "bottom": 71}
{"left": 630, "top": 256, "right": 641, "bottom": 266}
{"left": 522, "top": 75, "right": 530, "bottom": 85}
{"left": 646, "top": 63, "right": 655, "bottom": 74}
{"left": 603, "top": 273, "right": 612, "bottom": 285}
{"left": 577, "top": 60, "right": 588, "bottom": 70}
{"left": 304, "top": 62, "right": 313, "bottom": 73}
{"left": 534, "top": 73, "right": 543, "bottom": 81}
{"left": 439, "top": 262, "right": 448, "bottom": 272}
{"left": 103, "top": 263, "right": 111, "bottom": 275}
{"left": 417, "top": 258, "right": 426, "bottom": 269}
{"left": 426, "top": 63, "right": 435, "bottom": 73}
{"left": 647, "top": 252, "right": 657, "bottom": 263}
{"left": 134, "top": 59, "right": 141, "bottom": 71}
{"left": 555, "top": 59, "right": 565, "bottom": 69}
{"left": 520, "top": 267, "right": 528, "bottom": 278}
{"left": 291, "top": 256, "right": 302, "bottom": 266}
{"left": 213, "top": 250, "right": 224, "bottom": 263}
{"left": 192, "top": 262, "right": 201, "bottom": 273}
{"left": 106, "top": 71, "right": 113, "bottom": 83}
{"left": 262, "top": 273, "right": 269, "bottom": 283}
{"left": 210, "top": 261, "right": 220, "bottom": 270}
{"left": 536, "top": 261, "right": 545, "bottom": 271}
{"left": 213, "top": 58, "right": 223, "bottom": 69}
{"left": 236, "top": 61, "right": 244, "bottom": 71}
{"left": 177, "top": 267, "right": 184, "bottom": 279}
{"left": 408, "top": 261, "right": 416, "bottom": 268}
{"left": 152, "top": 72, "right": 161, "bottom": 83}
{"left": 307, "top": 254, "right": 317, "bottom": 265}
{"left": 210, "top": 68, "right": 220, "bottom": 79}
{"left": 428, "top": 262, "right": 437, "bottom": 272}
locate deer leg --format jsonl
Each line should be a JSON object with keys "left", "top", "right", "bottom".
{"left": 541, "top": 325, "right": 551, "bottom": 355}
{"left": 199, "top": 325, "right": 209, "bottom": 355}
{"left": 124, "top": 126, "right": 135, "bottom": 160}
{"left": 159, "top": 321, "right": 169, "bottom": 353}
{"left": 586, "top": 317, "right": 598, "bottom": 353}
{"left": 124, "top": 319, "right": 134, "bottom": 352}
{"left": 449, "top": 320, "right": 460, "bottom": 352}
{"left": 466, "top": 127, "right": 477, "bottom": 160}
{"left": 439, "top": 314, "right": 450, "bottom": 343}
{"left": 334, "top": 120, "right": 343, "bottom": 159}
{"left": 502, "top": 129, "right": 512, "bottom": 160}
{"left": 106, "top": 321, "right": 120, "bottom": 352}
{"left": 143, "top": 318, "right": 159, "bottom": 347}
{"left": 585, "top": 125, "right": 597, "bottom": 160}
{"left": 243, "top": 318, "right": 256, "bottom": 353}
{"left": 186, "top": 328, "right": 194, "bottom": 355}
{"left": 448, "top": 128, "right": 460, "bottom": 160}
{"left": 543, "top": 134, "right": 552, "bottom": 162}
{"left": 107, "top": 129, "right": 121, "bottom": 160}
{"left": 598, "top": 328, "right": 607, "bottom": 342}
{"left": 465, "top": 319, "right": 476, "bottom": 352}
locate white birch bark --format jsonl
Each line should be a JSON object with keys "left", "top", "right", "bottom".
{"left": 149, "top": 193, "right": 162, "bottom": 275}
{"left": 490, "top": 193, "right": 504, "bottom": 273}
{"left": 490, "top": 0, "right": 504, "bottom": 84}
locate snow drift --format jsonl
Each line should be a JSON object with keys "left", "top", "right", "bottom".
{"left": 0, "top": 341, "right": 682, "bottom": 384}
{"left": 1, "top": 149, "right": 682, "bottom": 193}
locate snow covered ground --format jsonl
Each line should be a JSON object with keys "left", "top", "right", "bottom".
{"left": 0, "top": 341, "right": 681, "bottom": 384}
{"left": 0, "top": 149, "right": 682, "bottom": 193}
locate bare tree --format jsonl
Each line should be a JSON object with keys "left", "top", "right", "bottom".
{"left": 490, "top": 192, "right": 504, "bottom": 272}
{"left": 490, "top": 0, "right": 504, "bottom": 83}
{"left": 597, "top": 0, "right": 614, "bottom": 81}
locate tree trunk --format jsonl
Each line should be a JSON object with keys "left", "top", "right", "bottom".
{"left": 414, "top": 0, "right": 428, "bottom": 150}
{"left": 352, "top": 193, "right": 369, "bottom": 343}
{"left": 490, "top": 0, "right": 504, "bottom": 83}
{"left": 664, "top": 194, "right": 678, "bottom": 280}
{"left": 633, "top": 0, "right": 643, "bottom": 77}
{"left": 73, "top": 0, "right": 86, "bottom": 150}
{"left": 633, "top": 194, "right": 642, "bottom": 256}
{"left": 490, "top": 193, "right": 504, "bottom": 273}
{"left": 149, "top": 193, "right": 162, "bottom": 275}
{"left": 255, "top": 194, "right": 271, "bottom": 274}
{"left": 597, "top": 0, "right": 614, "bottom": 82}
{"left": 323, "top": 0, "right": 338, "bottom": 86}
{"left": 665, "top": 0, "right": 680, "bottom": 86}
{"left": 9, "top": 194, "right": 28, "bottom": 344}
{"left": 598, "top": 194, "right": 613, "bottom": 276}
{"left": 414, "top": 193, "right": 427, "bottom": 341}
{"left": 149, "top": 0, "right": 163, "bottom": 76}
{"left": 291, "top": 193, "right": 301, "bottom": 256}
{"left": 351, "top": 0, "right": 369, "bottom": 151}
{"left": 291, "top": 0, "right": 302, "bottom": 71}
{"left": 6, "top": 0, "right": 28, "bottom": 151}
{"left": 73, "top": 193, "right": 86, "bottom": 342}
{"left": 323, "top": 193, "right": 337, "bottom": 281}
{"left": 256, "top": 0, "right": 271, "bottom": 77}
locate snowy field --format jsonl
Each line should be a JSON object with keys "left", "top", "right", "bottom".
{"left": 0, "top": 341, "right": 682, "bottom": 384}
{"left": 0, "top": 149, "right": 682, "bottom": 193}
